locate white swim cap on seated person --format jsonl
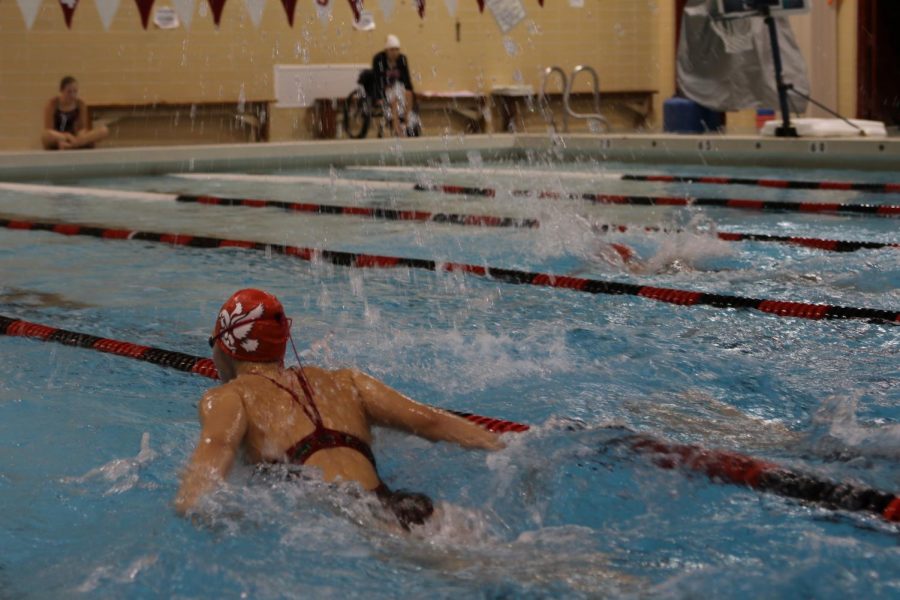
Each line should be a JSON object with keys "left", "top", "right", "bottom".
{"left": 385, "top": 34, "right": 401, "bottom": 49}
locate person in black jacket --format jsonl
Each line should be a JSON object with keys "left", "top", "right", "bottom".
{"left": 372, "top": 35, "right": 414, "bottom": 136}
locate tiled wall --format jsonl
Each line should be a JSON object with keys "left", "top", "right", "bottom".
{"left": 0, "top": 0, "right": 664, "bottom": 150}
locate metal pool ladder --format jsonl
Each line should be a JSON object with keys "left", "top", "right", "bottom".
{"left": 564, "top": 65, "right": 609, "bottom": 132}
{"left": 539, "top": 66, "right": 569, "bottom": 134}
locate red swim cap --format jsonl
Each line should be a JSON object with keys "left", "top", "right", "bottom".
{"left": 211, "top": 289, "right": 290, "bottom": 363}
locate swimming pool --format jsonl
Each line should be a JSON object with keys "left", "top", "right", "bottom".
{"left": 1, "top": 156, "right": 898, "bottom": 598}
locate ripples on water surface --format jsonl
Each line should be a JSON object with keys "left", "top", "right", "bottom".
{"left": 0, "top": 158, "right": 898, "bottom": 598}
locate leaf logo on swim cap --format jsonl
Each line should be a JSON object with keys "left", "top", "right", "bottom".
{"left": 218, "top": 301, "right": 265, "bottom": 355}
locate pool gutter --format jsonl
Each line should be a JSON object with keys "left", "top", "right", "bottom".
{"left": 0, "top": 133, "right": 897, "bottom": 181}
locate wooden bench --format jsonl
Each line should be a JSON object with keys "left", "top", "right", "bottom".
{"left": 88, "top": 100, "right": 273, "bottom": 146}
{"left": 415, "top": 90, "right": 489, "bottom": 134}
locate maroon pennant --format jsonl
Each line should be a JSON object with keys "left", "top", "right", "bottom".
{"left": 476, "top": 0, "right": 483, "bottom": 12}
{"left": 134, "top": 0, "right": 155, "bottom": 28}
{"left": 280, "top": 0, "right": 297, "bottom": 25}
{"left": 59, "top": 0, "right": 79, "bottom": 28}
{"left": 415, "top": 0, "right": 424, "bottom": 17}
{"left": 347, "top": 0, "right": 361, "bottom": 21}
{"left": 209, "top": 0, "right": 226, "bottom": 24}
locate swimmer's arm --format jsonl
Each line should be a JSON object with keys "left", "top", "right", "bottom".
{"left": 349, "top": 370, "right": 505, "bottom": 451}
{"left": 174, "top": 386, "right": 247, "bottom": 516}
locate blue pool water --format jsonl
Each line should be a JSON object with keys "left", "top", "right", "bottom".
{"left": 0, "top": 158, "right": 898, "bottom": 598}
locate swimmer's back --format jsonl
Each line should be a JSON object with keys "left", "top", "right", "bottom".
{"left": 227, "top": 367, "right": 380, "bottom": 489}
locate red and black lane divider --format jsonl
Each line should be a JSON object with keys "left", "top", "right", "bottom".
{"left": 0, "top": 314, "right": 529, "bottom": 434}
{"left": 412, "top": 184, "right": 900, "bottom": 218}
{"left": 176, "top": 194, "right": 540, "bottom": 230}
{"left": 180, "top": 193, "right": 896, "bottom": 253}
{"left": 627, "top": 436, "right": 900, "bottom": 525}
{"left": 620, "top": 173, "right": 900, "bottom": 195}
{"left": 596, "top": 224, "right": 899, "bottom": 253}
{"left": 2, "top": 216, "right": 898, "bottom": 325}
{"left": 2, "top": 313, "right": 898, "bottom": 525}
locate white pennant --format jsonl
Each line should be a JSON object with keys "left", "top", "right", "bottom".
{"left": 442, "top": 0, "right": 455, "bottom": 17}
{"left": 16, "top": 0, "right": 43, "bottom": 29}
{"left": 171, "top": 0, "right": 195, "bottom": 28}
{"left": 377, "top": 0, "right": 393, "bottom": 20}
{"left": 93, "top": 0, "right": 120, "bottom": 29}
{"left": 315, "top": 0, "right": 331, "bottom": 24}
{"left": 243, "top": 0, "right": 264, "bottom": 26}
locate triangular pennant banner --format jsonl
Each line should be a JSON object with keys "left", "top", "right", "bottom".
{"left": 59, "top": 0, "right": 79, "bottom": 27}
{"left": 347, "top": 0, "right": 360, "bottom": 21}
{"left": 172, "top": 0, "right": 194, "bottom": 28}
{"left": 94, "top": 0, "right": 121, "bottom": 29}
{"left": 244, "top": 0, "right": 264, "bottom": 26}
{"left": 134, "top": 0, "right": 153, "bottom": 27}
{"left": 279, "top": 0, "right": 296, "bottom": 25}
{"left": 377, "top": 0, "right": 393, "bottom": 20}
{"left": 414, "top": 0, "right": 423, "bottom": 17}
{"left": 442, "top": 0, "right": 455, "bottom": 17}
{"left": 208, "top": 0, "right": 225, "bottom": 24}
{"left": 15, "top": 0, "right": 43, "bottom": 28}
{"left": 476, "top": 0, "right": 483, "bottom": 13}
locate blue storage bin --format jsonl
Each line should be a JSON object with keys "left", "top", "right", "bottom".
{"left": 663, "top": 97, "right": 724, "bottom": 134}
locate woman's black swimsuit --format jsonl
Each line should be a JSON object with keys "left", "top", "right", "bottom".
{"left": 54, "top": 101, "right": 79, "bottom": 134}
{"left": 255, "top": 370, "right": 433, "bottom": 529}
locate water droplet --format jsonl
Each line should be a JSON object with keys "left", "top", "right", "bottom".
{"left": 502, "top": 37, "right": 520, "bottom": 57}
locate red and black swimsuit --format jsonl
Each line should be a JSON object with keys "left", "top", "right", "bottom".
{"left": 254, "top": 370, "right": 377, "bottom": 468}
{"left": 254, "top": 368, "right": 433, "bottom": 529}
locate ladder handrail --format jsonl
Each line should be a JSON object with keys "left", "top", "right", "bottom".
{"left": 539, "top": 66, "right": 569, "bottom": 134}
{"left": 564, "top": 65, "right": 609, "bottom": 131}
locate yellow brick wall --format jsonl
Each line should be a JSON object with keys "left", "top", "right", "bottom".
{"left": 0, "top": 0, "right": 665, "bottom": 150}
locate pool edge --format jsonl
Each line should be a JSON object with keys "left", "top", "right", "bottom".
{"left": 0, "top": 133, "right": 898, "bottom": 181}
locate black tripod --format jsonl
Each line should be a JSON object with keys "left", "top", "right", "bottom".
{"left": 755, "top": 3, "right": 863, "bottom": 137}
{"left": 758, "top": 4, "right": 797, "bottom": 137}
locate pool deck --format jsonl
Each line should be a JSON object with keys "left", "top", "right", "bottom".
{"left": 0, "top": 133, "right": 897, "bottom": 181}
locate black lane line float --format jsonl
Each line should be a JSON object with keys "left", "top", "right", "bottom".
{"left": 2, "top": 314, "right": 899, "bottom": 525}
{"left": 176, "top": 193, "right": 898, "bottom": 253}
{"left": 2, "top": 216, "right": 897, "bottom": 325}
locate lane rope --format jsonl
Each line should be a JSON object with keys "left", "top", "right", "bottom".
{"left": 178, "top": 192, "right": 898, "bottom": 253}
{"left": 2, "top": 313, "right": 898, "bottom": 525}
{"left": 176, "top": 194, "right": 540, "bottom": 229}
{"left": 0, "top": 314, "right": 528, "bottom": 433}
{"left": 169, "top": 172, "right": 900, "bottom": 218}
{"left": 2, "top": 215, "right": 897, "bottom": 325}
{"left": 411, "top": 183, "right": 900, "bottom": 218}
{"left": 347, "top": 165, "right": 900, "bottom": 195}
{"left": 2, "top": 180, "right": 892, "bottom": 252}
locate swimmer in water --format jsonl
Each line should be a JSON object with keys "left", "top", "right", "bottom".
{"left": 175, "top": 289, "right": 504, "bottom": 529}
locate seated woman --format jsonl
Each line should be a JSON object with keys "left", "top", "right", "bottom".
{"left": 41, "top": 76, "right": 109, "bottom": 150}
{"left": 372, "top": 35, "right": 415, "bottom": 137}
{"left": 175, "top": 289, "right": 504, "bottom": 530}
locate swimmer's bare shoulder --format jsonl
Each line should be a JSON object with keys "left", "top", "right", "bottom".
{"left": 340, "top": 368, "right": 505, "bottom": 451}
{"left": 175, "top": 383, "right": 247, "bottom": 516}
